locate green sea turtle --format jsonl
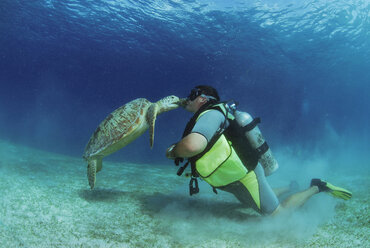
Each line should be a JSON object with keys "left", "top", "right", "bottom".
{"left": 83, "top": 95, "right": 186, "bottom": 189}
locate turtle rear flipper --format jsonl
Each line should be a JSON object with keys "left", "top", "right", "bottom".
{"left": 87, "top": 158, "right": 102, "bottom": 189}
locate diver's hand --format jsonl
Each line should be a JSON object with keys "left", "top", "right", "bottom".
{"left": 166, "top": 144, "right": 177, "bottom": 160}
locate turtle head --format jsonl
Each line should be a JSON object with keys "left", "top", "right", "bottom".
{"left": 156, "top": 95, "right": 187, "bottom": 113}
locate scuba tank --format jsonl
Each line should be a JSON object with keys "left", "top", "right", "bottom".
{"left": 224, "top": 101, "right": 278, "bottom": 176}
{"left": 233, "top": 110, "right": 279, "bottom": 176}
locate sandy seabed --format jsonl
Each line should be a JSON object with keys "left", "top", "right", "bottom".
{"left": 0, "top": 140, "right": 368, "bottom": 248}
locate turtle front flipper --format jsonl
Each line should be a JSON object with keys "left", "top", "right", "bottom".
{"left": 87, "top": 158, "right": 102, "bottom": 189}
{"left": 147, "top": 103, "right": 159, "bottom": 148}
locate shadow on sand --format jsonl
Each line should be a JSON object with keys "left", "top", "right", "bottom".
{"left": 78, "top": 188, "right": 259, "bottom": 220}
{"left": 138, "top": 192, "right": 260, "bottom": 221}
{"left": 78, "top": 188, "right": 134, "bottom": 202}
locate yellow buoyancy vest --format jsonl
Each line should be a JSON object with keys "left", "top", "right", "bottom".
{"left": 194, "top": 110, "right": 248, "bottom": 187}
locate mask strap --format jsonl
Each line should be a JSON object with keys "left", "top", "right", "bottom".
{"left": 200, "top": 94, "right": 217, "bottom": 101}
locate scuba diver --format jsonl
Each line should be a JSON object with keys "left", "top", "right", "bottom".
{"left": 166, "top": 85, "right": 352, "bottom": 215}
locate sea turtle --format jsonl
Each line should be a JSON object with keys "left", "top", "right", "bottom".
{"left": 83, "top": 95, "right": 186, "bottom": 189}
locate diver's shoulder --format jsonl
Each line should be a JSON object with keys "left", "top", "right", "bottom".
{"left": 200, "top": 108, "right": 226, "bottom": 120}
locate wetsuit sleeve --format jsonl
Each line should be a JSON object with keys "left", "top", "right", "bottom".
{"left": 191, "top": 110, "right": 226, "bottom": 143}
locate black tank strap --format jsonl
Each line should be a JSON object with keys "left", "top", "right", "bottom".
{"left": 256, "top": 141, "right": 269, "bottom": 158}
{"left": 242, "top": 117, "right": 261, "bottom": 132}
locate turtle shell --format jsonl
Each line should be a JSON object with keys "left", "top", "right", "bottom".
{"left": 83, "top": 98, "right": 151, "bottom": 159}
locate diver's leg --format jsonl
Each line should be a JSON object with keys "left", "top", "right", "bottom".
{"left": 218, "top": 164, "right": 279, "bottom": 215}
{"left": 272, "top": 186, "right": 319, "bottom": 215}
{"left": 251, "top": 164, "right": 280, "bottom": 214}
{"left": 273, "top": 180, "right": 299, "bottom": 197}
{"left": 229, "top": 164, "right": 317, "bottom": 216}
{"left": 282, "top": 186, "right": 319, "bottom": 208}
{"left": 273, "top": 186, "right": 289, "bottom": 197}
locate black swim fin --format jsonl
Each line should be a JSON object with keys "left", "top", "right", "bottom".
{"left": 311, "top": 178, "right": 352, "bottom": 200}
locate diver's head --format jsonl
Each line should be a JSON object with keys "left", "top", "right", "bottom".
{"left": 185, "top": 85, "right": 220, "bottom": 113}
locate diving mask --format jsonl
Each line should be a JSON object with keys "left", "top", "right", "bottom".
{"left": 187, "top": 88, "right": 217, "bottom": 101}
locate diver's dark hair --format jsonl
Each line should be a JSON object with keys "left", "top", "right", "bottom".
{"left": 195, "top": 85, "right": 220, "bottom": 101}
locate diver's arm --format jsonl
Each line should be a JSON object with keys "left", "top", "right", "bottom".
{"left": 167, "top": 109, "right": 224, "bottom": 159}
{"left": 166, "top": 133, "right": 207, "bottom": 159}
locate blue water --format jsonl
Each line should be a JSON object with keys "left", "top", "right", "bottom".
{"left": 0, "top": 0, "right": 369, "bottom": 164}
